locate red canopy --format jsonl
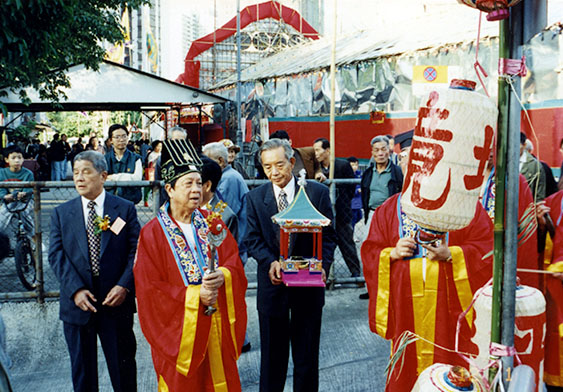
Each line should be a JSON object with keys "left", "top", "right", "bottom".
{"left": 176, "top": 1, "right": 320, "bottom": 88}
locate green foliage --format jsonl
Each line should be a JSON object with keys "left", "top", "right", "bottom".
{"left": 14, "top": 120, "right": 37, "bottom": 139}
{"left": 0, "top": 0, "right": 148, "bottom": 104}
{"left": 46, "top": 111, "right": 142, "bottom": 137}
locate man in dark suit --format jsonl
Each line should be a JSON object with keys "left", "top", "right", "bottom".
{"left": 49, "top": 150, "right": 140, "bottom": 392}
{"left": 246, "top": 138, "right": 336, "bottom": 392}
{"left": 313, "top": 137, "right": 362, "bottom": 278}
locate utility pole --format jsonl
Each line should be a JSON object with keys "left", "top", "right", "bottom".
{"left": 328, "top": 0, "right": 337, "bottom": 204}
{"left": 236, "top": 0, "right": 242, "bottom": 149}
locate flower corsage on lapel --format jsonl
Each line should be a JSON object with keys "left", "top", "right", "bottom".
{"left": 93, "top": 215, "right": 111, "bottom": 235}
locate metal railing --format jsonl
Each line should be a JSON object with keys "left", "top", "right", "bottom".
{"left": 0, "top": 178, "right": 366, "bottom": 301}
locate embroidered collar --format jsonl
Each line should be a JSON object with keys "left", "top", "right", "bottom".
{"left": 481, "top": 168, "right": 495, "bottom": 220}
{"left": 157, "top": 204, "right": 215, "bottom": 286}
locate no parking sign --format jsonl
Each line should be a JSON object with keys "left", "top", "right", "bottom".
{"left": 413, "top": 65, "right": 448, "bottom": 84}
{"left": 412, "top": 65, "right": 451, "bottom": 96}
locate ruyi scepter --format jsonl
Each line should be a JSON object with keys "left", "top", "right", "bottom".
{"left": 203, "top": 201, "right": 228, "bottom": 316}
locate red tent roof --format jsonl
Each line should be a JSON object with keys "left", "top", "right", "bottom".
{"left": 176, "top": 1, "right": 320, "bottom": 88}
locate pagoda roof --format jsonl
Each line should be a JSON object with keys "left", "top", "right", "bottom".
{"left": 272, "top": 185, "right": 331, "bottom": 228}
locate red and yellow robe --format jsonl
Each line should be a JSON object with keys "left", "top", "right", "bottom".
{"left": 542, "top": 191, "right": 563, "bottom": 387}
{"left": 361, "top": 194, "right": 493, "bottom": 392}
{"left": 134, "top": 208, "right": 247, "bottom": 392}
{"left": 481, "top": 170, "right": 539, "bottom": 288}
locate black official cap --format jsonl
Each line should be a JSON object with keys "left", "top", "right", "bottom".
{"left": 160, "top": 139, "right": 202, "bottom": 184}
{"left": 394, "top": 129, "right": 414, "bottom": 150}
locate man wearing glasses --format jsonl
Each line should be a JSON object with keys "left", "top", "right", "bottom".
{"left": 105, "top": 124, "right": 143, "bottom": 204}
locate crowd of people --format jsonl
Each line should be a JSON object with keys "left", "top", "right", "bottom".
{"left": 1, "top": 123, "right": 562, "bottom": 391}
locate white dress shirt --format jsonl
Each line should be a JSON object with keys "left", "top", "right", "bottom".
{"left": 107, "top": 159, "right": 143, "bottom": 181}
{"left": 81, "top": 190, "right": 106, "bottom": 228}
{"left": 177, "top": 221, "right": 197, "bottom": 250}
{"left": 272, "top": 177, "right": 296, "bottom": 211}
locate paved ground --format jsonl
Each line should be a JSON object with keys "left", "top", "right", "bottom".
{"left": 2, "top": 287, "right": 390, "bottom": 391}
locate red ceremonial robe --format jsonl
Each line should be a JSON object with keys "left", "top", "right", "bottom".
{"left": 542, "top": 191, "right": 563, "bottom": 387}
{"left": 481, "top": 171, "right": 539, "bottom": 289}
{"left": 134, "top": 209, "right": 247, "bottom": 392}
{"left": 361, "top": 194, "right": 493, "bottom": 392}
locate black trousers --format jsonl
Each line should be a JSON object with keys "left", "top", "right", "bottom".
{"left": 258, "top": 305, "right": 322, "bottom": 392}
{"left": 335, "top": 217, "right": 362, "bottom": 276}
{"left": 63, "top": 308, "right": 136, "bottom": 392}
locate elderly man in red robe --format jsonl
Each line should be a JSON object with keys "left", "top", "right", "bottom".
{"left": 361, "top": 130, "right": 494, "bottom": 391}
{"left": 134, "top": 139, "right": 247, "bottom": 391}
{"left": 537, "top": 192, "right": 563, "bottom": 391}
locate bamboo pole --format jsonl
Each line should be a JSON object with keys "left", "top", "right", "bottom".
{"left": 489, "top": 17, "right": 510, "bottom": 384}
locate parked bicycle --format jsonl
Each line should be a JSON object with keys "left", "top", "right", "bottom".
{"left": 1, "top": 197, "right": 36, "bottom": 291}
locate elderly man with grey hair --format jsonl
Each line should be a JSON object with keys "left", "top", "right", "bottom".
{"left": 360, "top": 135, "right": 403, "bottom": 222}
{"left": 49, "top": 150, "right": 140, "bottom": 391}
{"left": 202, "top": 141, "right": 249, "bottom": 249}
{"left": 245, "top": 138, "right": 336, "bottom": 392}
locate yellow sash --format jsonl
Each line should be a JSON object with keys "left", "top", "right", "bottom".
{"left": 375, "top": 247, "right": 473, "bottom": 374}
{"left": 375, "top": 248, "right": 393, "bottom": 337}
{"left": 174, "top": 267, "right": 238, "bottom": 391}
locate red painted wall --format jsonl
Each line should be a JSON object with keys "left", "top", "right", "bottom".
{"left": 521, "top": 107, "right": 563, "bottom": 168}
{"left": 269, "top": 116, "right": 416, "bottom": 159}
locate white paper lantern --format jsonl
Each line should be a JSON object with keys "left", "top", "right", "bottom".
{"left": 412, "top": 363, "right": 486, "bottom": 391}
{"left": 401, "top": 79, "right": 498, "bottom": 235}
{"left": 471, "top": 284, "right": 546, "bottom": 392}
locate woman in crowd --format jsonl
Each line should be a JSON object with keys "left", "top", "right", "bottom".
{"left": 143, "top": 140, "right": 163, "bottom": 207}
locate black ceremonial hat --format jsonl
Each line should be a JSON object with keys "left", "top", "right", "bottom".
{"left": 394, "top": 129, "right": 414, "bottom": 150}
{"left": 160, "top": 139, "right": 203, "bottom": 184}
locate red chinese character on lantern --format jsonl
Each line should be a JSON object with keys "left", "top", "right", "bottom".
{"left": 463, "top": 125, "right": 494, "bottom": 191}
{"left": 403, "top": 91, "right": 453, "bottom": 211}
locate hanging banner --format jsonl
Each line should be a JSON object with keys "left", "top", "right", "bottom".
{"left": 106, "top": 8, "right": 130, "bottom": 64}
{"left": 259, "top": 118, "right": 269, "bottom": 143}
{"left": 146, "top": 19, "right": 158, "bottom": 73}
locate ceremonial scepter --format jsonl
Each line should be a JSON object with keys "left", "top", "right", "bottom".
{"left": 203, "top": 201, "right": 228, "bottom": 316}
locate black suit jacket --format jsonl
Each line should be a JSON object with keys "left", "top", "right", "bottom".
{"left": 49, "top": 193, "right": 140, "bottom": 325}
{"left": 245, "top": 179, "right": 336, "bottom": 317}
{"left": 331, "top": 158, "right": 356, "bottom": 223}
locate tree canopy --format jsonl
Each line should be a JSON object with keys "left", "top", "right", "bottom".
{"left": 0, "top": 0, "right": 147, "bottom": 106}
{"left": 46, "top": 111, "right": 142, "bottom": 138}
